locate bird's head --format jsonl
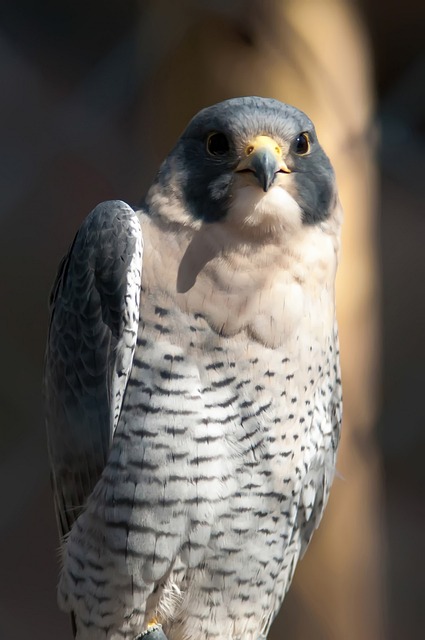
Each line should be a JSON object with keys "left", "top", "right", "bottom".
{"left": 148, "top": 96, "right": 339, "bottom": 239}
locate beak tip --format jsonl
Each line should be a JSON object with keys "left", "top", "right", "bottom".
{"left": 250, "top": 152, "right": 278, "bottom": 193}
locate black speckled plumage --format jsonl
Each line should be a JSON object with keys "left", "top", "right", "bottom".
{"left": 45, "top": 97, "right": 342, "bottom": 640}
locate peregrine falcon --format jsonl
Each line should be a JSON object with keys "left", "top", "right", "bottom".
{"left": 45, "top": 96, "right": 343, "bottom": 640}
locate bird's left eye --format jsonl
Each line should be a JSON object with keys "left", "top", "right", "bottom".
{"left": 293, "top": 132, "right": 310, "bottom": 155}
{"left": 206, "top": 132, "right": 230, "bottom": 156}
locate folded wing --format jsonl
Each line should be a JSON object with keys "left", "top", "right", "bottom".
{"left": 45, "top": 200, "right": 143, "bottom": 539}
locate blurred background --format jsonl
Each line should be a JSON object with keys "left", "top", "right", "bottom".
{"left": 0, "top": 1, "right": 423, "bottom": 638}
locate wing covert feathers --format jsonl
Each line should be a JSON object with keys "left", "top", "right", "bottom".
{"left": 45, "top": 200, "right": 142, "bottom": 538}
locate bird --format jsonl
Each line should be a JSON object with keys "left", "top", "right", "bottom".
{"left": 45, "top": 96, "right": 343, "bottom": 640}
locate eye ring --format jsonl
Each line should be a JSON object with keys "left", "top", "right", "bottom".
{"left": 206, "top": 132, "right": 230, "bottom": 156}
{"left": 293, "top": 132, "right": 310, "bottom": 155}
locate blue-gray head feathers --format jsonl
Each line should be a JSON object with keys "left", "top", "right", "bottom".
{"left": 153, "top": 96, "right": 335, "bottom": 225}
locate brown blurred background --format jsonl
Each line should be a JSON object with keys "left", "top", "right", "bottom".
{"left": 0, "top": 1, "right": 424, "bottom": 639}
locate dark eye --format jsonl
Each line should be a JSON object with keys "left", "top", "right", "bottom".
{"left": 293, "top": 132, "right": 310, "bottom": 155}
{"left": 206, "top": 132, "right": 230, "bottom": 156}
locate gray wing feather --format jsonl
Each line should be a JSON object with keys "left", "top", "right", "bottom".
{"left": 45, "top": 200, "right": 142, "bottom": 538}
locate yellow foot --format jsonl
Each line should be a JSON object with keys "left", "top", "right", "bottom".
{"left": 136, "top": 619, "right": 166, "bottom": 639}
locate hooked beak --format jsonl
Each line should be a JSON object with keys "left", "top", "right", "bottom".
{"left": 235, "top": 135, "right": 291, "bottom": 192}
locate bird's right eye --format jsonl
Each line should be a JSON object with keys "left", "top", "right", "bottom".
{"left": 206, "top": 132, "right": 230, "bottom": 156}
